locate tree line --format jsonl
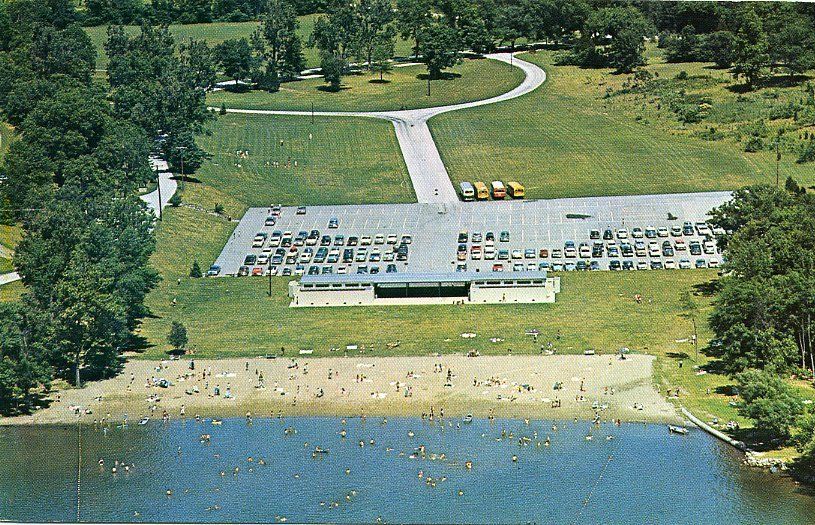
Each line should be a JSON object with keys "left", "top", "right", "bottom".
{"left": 707, "top": 180, "right": 815, "bottom": 477}
{"left": 83, "top": 0, "right": 329, "bottom": 25}
{"left": 0, "top": 0, "right": 211, "bottom": 414}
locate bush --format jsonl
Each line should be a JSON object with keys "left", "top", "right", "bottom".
{"left": 219, "top": 103, "right": 227, "bottom": 115}
{"left": 675, "top": 70, "right": 688, "bottom": 81}
{"left": 168, "top": 193, "right": 182, "bottom": 207}
{"left": 214, "top": 203, "right": 225, "bottom": 214}
{"left": 744, "top": 136, "right": 764, "bottom": 152}
{"left": 189, "top": 260, "right": 202, "bottom": 278}
{"left": 167, "top": 321, "right": 188, "bottom": 353}
{"left": 797, "top": 140, "right": 815, "bottom": 164}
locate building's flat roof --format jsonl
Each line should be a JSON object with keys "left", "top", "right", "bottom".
{"left": 299, "top": 270, "right": 549, "bottom": 285}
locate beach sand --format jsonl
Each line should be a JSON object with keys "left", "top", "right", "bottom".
{"left": 0, "top": 354, "right": 679, "bottom": 425}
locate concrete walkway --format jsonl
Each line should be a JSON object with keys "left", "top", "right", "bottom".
{"left": 140, "top": 158, "right": 178, "bottom": 216}
{"left": 216, "top": 53, "right": 547, "bottom": 204}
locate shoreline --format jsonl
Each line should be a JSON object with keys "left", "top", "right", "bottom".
{"left": 0, "top": 354, "right": 680, "bottom": 426}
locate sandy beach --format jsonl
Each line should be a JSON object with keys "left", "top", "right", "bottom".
{"left": 0, "top": 354, "right": 679, "bottom": 425}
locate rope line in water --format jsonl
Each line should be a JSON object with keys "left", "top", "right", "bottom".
{"left": 571, "top": 433, "right": 617, "bottom": 525}
{"left": 76, "top": 419, "right": 82, "bottom": 522}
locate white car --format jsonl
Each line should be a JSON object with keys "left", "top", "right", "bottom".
{"left": 657, "top": 227, "right": 669, "bottom": 238}
{"left": 636, "top": 260, "right": 648, "bottom": 270}
{"left": 664, "top": 259, "right": 676, "bottom": 269}
{"left": 709, "top": 258, "right": 720, "bottom": 268}
{"left": 616, "top": 229, "right": 629, "bottom": 239}
{"left": 632, "top": 227, "right": 644, "bottom": 238}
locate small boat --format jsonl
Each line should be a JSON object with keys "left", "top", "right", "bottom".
{"left": 313, "top": 447, "right": 329, "bottom": 454}
{"left": 138, "top": 417, "right": 149, "bottom": 426}
{"left": 211, "top": 419, "right": 223, "bottom": 425}
{"left": 668, "top": 425, "right": 689, "bottom": 435}
{"left": 462, "top": 414, "right": 473, "bottom": 424}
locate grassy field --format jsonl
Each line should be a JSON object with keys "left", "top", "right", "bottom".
{"left": 0, "top": 224, "right": 21, "bottom": 253}
{"left": 0, "top": 279, "right": 23, "bottom": 302}
{"left": 85, "top": 15, "right": 415, "bottom": 70}
{"left": 207, "top": 58, "right": 524, "bottom": 112}
{"left": 431, "top": 49, "right": 815, "bottom": 200}
{"left": 182, "top": 112, "right": 412, "bottom": 217}
{"left": 0, "top": 258, "right": 12, "bottom": 274}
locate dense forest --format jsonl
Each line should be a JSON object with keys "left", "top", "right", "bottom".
{"left": 0, "top": 0, "right": 210, "bottom": 414}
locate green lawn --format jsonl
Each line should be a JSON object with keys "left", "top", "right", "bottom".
{"left": 0, "top": 280, "right": 23, "bottom": 302}
{"left": 0, "top": 224, "right": 21, "bottom": 253}
{"left": 182, "top": 112, "right": 412, "bottom": 217}
{"left": 431, "top": 49, "right": 815, "bottom": 200}
{"left": 0, "top": 257, "right": 12, "bottom": 274}
{"left": 85, "top": 15, "right": 415, "bottom": 70}
{"left": 207, "top": 58, "right": 525, "bottom": 112}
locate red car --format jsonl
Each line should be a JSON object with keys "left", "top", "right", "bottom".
{"left": 252, "top": 267, "right": 264, "bottom": 276}
{"left": 492, "top": 263, "right": 504, "bottom": 272}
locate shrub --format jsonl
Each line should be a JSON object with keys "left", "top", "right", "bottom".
{"left": 744, "top": 136, "right": 764, "bottom": 152}
{"left": 189, "top": 260, "right": 202, "bottom": 278}
{"left": 214, "top": 203, "right": 225, "bottom": 214}
{"left": 168, "top": 193, "right": 182, "bottom": 207}
{"left": 797, "top": 140, "right": 815, "bottom": 163}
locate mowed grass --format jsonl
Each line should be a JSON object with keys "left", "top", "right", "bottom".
{"left": 182, "top": 112, "right": 412, "bottom": 217}
{"left": 0, "top": 224, "right": 21, "bottom": 253}
{"left": 0, "top": 280, "right": 23, "bottom": 302}
{"left": 207, "top": 58, "right": 525, "bottom": 112}
{"left": 431, "top": 50, "right": 813, "bottom": 199}
{"left": 85, "top": 15, "right": 414, "bottom": 70}
{"left": 0, "top": 257, "right": 12, "bottom": 273}
{"left": 138, "top": 205, "right": 719, "bottom": 360}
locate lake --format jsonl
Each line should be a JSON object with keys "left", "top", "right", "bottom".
{"left": 1, "top": 417, "right": 813, "bottom": 523}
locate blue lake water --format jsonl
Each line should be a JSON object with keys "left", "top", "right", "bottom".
{"left": 1, "top": 417, "right": 813, "bottom": 523}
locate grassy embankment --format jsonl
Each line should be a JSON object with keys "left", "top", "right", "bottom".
{"left": 432, "top": 48, "right": 815, "bottom": 199}
{"left": 0, "top": 223, "right": 21, "bottom": 277}
{"left": 84, "top": 15, "right": 415, "bottom": 70}
{"left": 207, "top": 58, "right": 524, "bottom": 112}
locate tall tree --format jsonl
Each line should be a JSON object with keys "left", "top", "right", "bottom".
{"left": 417, "top": 23, "right": 462, "bottom": 79}
{"left": 396, "top": 0, "right": 432, "bottom": 57}
{"left": 730, "top": 5, "right": 770, "bottom": 89}
{"left": 215, "top": 38, "right": 254, "bottom": 86}
{"left": 352, "top": 0, "right": 395, "bottom": 68}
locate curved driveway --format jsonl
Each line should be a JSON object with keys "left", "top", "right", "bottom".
{"left": 218, "top": 53, "right": 547, "bottom": 204}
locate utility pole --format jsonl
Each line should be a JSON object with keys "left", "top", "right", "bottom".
{"left": 177, "top": 145, "right": 187, "bottom": 191}
{"left": 427, "top": 76, "right": 431, "bottom": 97}
{"left": 775, "top": 137, "right": 781, "bottom": 187}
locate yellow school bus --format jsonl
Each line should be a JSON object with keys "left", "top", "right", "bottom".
{"left": 473, "top": 181, "right": 489, "bottom": 200}
{"left": 507, "top": 181, "right": 525, "bottom": 199}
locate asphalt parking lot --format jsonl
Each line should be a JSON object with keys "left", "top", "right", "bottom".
{"left": 212, "top": 191, "right": 732, "bottom": 277}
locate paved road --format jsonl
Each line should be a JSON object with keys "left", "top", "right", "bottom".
{"left": 140, "top": 158, "right": 178, "bottom": 216}
{"left": 0, "top": 271, "right": 19, "bottom": 286}
{"left": 215, "top": 53, "right": 547, "bottom": 204}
